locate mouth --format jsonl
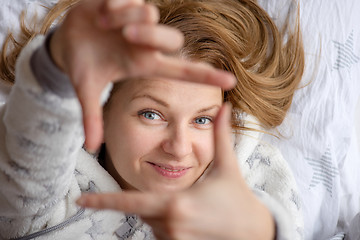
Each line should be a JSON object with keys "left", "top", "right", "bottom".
{"left": 147, "top": 162, "right": 191, "bottom": 178}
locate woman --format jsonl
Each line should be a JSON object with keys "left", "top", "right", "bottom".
{"left": 0, "top": 0, "right": 304, "bottom": 239}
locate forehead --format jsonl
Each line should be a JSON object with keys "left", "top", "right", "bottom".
{"left": 114, "top": 78, "right": 222, "bottom": 105}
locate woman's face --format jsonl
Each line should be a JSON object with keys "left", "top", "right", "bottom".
{"left": 104, "top": 78, "right": 222, "bottom": 192}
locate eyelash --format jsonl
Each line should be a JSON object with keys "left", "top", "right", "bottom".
{"left": 137, "top": 109, "right": 213, "bottom": 127}
{"left": 138, "top": 109, "right": 163, "bottom": 121}
{"left": 194, "top": 116, "right": 212, "bottom": 125}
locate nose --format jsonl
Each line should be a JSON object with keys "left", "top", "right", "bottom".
{"left": 162, "top": 124, "right": 193, "bottom": 159}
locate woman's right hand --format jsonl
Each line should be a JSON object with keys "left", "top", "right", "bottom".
{"left": 76, "top": 104, "right": 276, "bottom": 240}
{"left": 49, "top": 0, "right": 235, "bottom": 152}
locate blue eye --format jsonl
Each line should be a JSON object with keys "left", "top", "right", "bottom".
{"left": 195, "top": 117, "right": 211, "bottom": 125}
{"left": 140, "top": 111, "right": 161, "bottom": 120}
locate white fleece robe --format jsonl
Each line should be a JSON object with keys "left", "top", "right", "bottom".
{"left": 0, "top": 35, "right": 303, "bottom": 240}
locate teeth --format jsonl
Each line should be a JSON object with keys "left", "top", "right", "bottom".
{"left": 159, "top": 166, "right": 184, "bottom": 172}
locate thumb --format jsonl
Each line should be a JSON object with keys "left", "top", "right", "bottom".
{"left": 75, "top": 80, "right": 104, "bottom": 152}
{"left": 212, "top": 103, "right": 237, "bottom": 173}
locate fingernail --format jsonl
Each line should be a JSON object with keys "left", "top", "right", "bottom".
{"left": 223, "top": 102, "right": 232, "bottom": 119}
{"left": 225, "top": 101, "right": 233, "bottom": 109}
{"left": 222, "top": 72, "right": 237, "bottom": 89}
{"left": 85, "top": 146, "right": 98, "bottom": 155}
{"left": 226, "top": 73, "right": 237, "bottom": 86}
{"left": 84, "top": 141, "right": 97, "bottom": 154}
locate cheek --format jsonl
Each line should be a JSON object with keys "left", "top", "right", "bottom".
{"left": 106, "top": 122, "right": 160, "bottom": 165}
{"left": 194, "top": 131, "right": 215, "bottom": 167}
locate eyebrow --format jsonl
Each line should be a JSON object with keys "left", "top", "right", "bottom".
{"left": 131, "top": 94, "right": 221, "bottom": 113}
{"left": 197, "top": 105, "right": 221, "bottom": 114}
{"left": 131, "top": 94, "right": 169, "bottom": 107}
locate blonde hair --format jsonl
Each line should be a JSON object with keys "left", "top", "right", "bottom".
{"left": 0, "top": 0, "right": 304, "bottom": 130}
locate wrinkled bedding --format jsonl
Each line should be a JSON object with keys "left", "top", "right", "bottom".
{"left": 1, "top": 1, "right": 359, "bottom": 239}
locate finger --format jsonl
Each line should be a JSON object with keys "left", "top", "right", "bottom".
{"left": 150, "top": 228, "right": 171, "bottom": 240}
{"left": 75, "top": 81, "right": 104, "bottom": 152}
{"left": 140, "top": 218, "right": 174, "bottom": 240}
{"left": 101, "top": 0, "right": 143, "bottom": 12}
{"left": 123, "top": 24, "right": 184, "bottom": 53}
{"left": 98, "top": 0, "right": 144, "bottom": 28}
{"left": 152, "top": 54, "right": 236, "bottom": 90}
{"left": 77, "top": 192, "right": 166, "bottom": 217}
{"left": 212, "top": 103, "right": 236, "bottom": 171}
{"left": 100, "top": 5, "right": 159, "bottom": 29}
{"left": 83, "top": 108, "right": 103, "bottom": 153}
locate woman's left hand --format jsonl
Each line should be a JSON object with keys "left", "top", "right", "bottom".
{"left": 76, "top": 104, "right": 275, "bottom": 240}
{"left": 50, "top": 0, "right": 236, "bottom": 152}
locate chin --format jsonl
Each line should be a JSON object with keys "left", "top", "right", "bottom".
{"left": 145, "top": 182, "right": 190, "bottom": 193}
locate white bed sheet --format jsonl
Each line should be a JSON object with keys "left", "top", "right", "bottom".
{"left": 356, "top": 100, "right": 360, "bottom": 151}
{"left": 0, "top": 1, "right": 360, "bottom": 240}
{"left": 258, "top": 0, "right": 360, "bottom": 239}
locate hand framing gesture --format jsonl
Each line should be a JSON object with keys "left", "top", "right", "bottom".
{"left": 49, "top": 0, "right": 235, "bottom": 151}
{"left": 77, "top": 104, "right": 275, "bottom": 240}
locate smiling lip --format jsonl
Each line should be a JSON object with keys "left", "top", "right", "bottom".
{"left": 148, "top": 162, "right": 190, "bottom": 178}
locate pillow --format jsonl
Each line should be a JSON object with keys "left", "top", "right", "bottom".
{"left": 0, "top": 0, "right": 57, "bottom": 44}
{"left": 0, "top": 0, "right": 56, "bottom": 103}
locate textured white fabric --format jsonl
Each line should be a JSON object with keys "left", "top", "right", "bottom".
{"left": 0, "top": 31, "right": 302, "bottom": 239}
{"left": 258, "top": 0, "right": 360, "bottom": 239}
{"left": 0, "top": 35, "right": 154, "bottom": 240}
{"left": 0, "top": 0, "right": 55, "bottom": 44}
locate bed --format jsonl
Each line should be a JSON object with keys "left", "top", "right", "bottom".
{"left": 258, "top": 0, "right": 360, "bottom": 239}
{"left": 1, "top": 0, "right": 359, "bottom": 239}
